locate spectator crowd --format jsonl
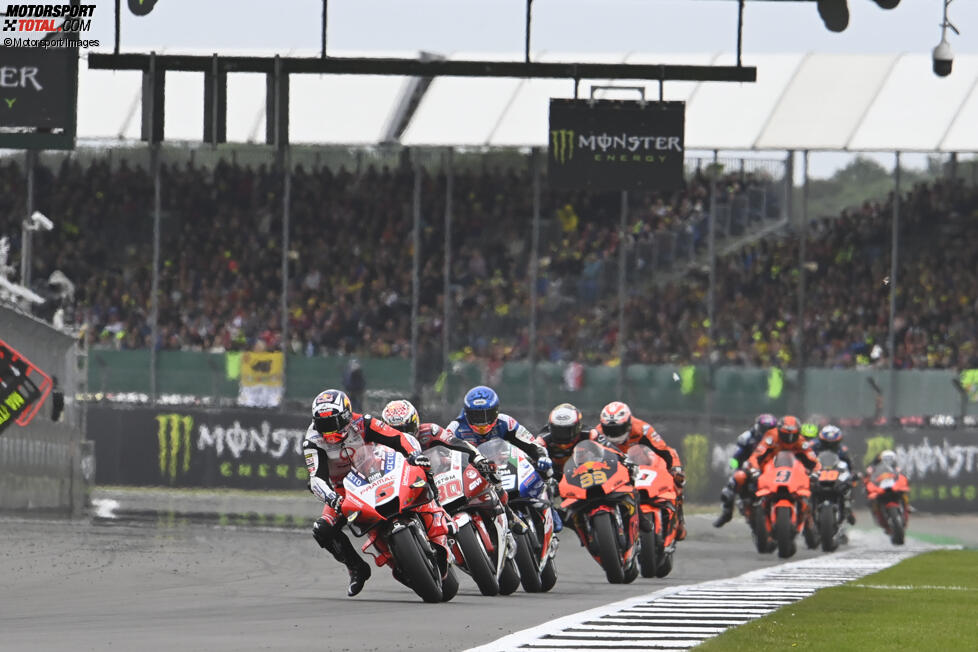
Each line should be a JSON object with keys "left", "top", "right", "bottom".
{"left": 0, "top": 151, "right": 974, "bottom": 373}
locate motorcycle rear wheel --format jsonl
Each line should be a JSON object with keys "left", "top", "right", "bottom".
{"left": 390, "top": 527, "right": 443, "bottom": 603}
{"left": 456, "top": 522, "right": 499, "bottom": 596}
{"left": 638, "top": 530, "right": 658, "bottom": 578}
{"left": 514, "top": 531, "right": 543, "bottom": 593}
{"left": 499, "top": 557, "right": 521, "bottom": 595}
{"left": 818, "top": 503, "right": 838, "bottom": 552}
{"left": 774, "top": 506, "right": 796, "bottom": 559}
{"left": 593, "top": 511, "right": 625, "bottom": 584}
{"left": 887, "top": 505, "right": 905, "bottom": 545}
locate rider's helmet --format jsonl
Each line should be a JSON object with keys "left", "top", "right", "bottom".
{"left": 381, "top": 399, "right": 420, "bottom": 436}
{"left": 311, "top": 389, "right": 353, "bottom": 444}
{"left": 776, "top": 415, "right": 801, "bottom": 445}
{"left": 548, "top": 403, "right": 583, "bottom": 450}
{"left": 463, "top": 386, "right": 500, "bottom": 436}
{"left": 599, "top": 401, "right": 632, "bottom": 446}
{"left": 879, "top": 450, "right": 898, "bottom": 467}
{"left": 818, "top": 425, "right": 843, "bottom": 449}
{"left": 801, "top": 423, "right": 819, "bottom": 440}
{"left": 755, "top": 413, "right": 778, "bottom": 435}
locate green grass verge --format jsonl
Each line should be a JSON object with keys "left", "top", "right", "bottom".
{"left": 696, "top": 550, "right": 978, "bottom": 651}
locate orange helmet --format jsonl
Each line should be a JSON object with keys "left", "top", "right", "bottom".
{"left": 599, "top": 401, "right": 632, "bottom": 445}
{"left": 777, "top": 415, "right": 801, "bottom": 445}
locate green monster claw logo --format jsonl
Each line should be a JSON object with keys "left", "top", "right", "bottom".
{"left": 863, "top": 435, "right": 895, "bottom": 467}
{"left": 550, "top": 129, "right": 575, "bottom": 164}
{"left": 156, "top": 414, "right": 193, "bottom": 483}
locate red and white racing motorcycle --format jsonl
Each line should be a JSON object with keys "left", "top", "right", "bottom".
{"left": 340, "top": 443, "right": 459, "bottom": 603}
{"left": 429, "top": 446, "right": 521, "bottom": 596}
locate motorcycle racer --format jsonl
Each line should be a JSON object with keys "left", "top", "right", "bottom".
{"left": 446, "top": 386, "right": 561, "bottom": 531}
{"left": 746, "top": 415, "right": 819, "bottom": 475}
{"left": 303, "top": 389, "right": 452, "bottom": 597}
{"left": 590, "top": 401, "right": 687, "bottom": 540}
{"left": 538, "top": 402, "right": 588, "bottom": 477}
{"left": 713, "top": 413, "right": 778, "bottom": 528}
{"left": 811, "top": 424, "right": 858, "bottom": 525}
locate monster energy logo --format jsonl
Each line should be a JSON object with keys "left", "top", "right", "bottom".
{"left": 550, "top": 129, "right": 575, "bottom": 164}
{"left": 157, "top": 414, "right": 193, "bottom": 483}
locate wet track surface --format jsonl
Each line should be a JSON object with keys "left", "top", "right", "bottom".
{"left": 1, "top": 495, "right": 974, "bottom": 652}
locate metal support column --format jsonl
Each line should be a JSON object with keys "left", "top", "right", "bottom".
{"left": 279, "top": 146, "right": 291, "bottom": 409}
{"left": 529, "top": 149, "right": 541, "bottom": 421}
{"left": 708, "top": 164, "right": 717, "bottom": 411}
{"left": 443, "top": 149, "right": 453, "bottom": 401}
{"left": 149, "top": 144, "right": 161, "bottom": 401}
{"left": 617, "top": 190, "right": 628, "bottom": 398}
{"left": 796, "top": 150, "right": 809, "bottom": 416}
{"left": 411, "top": 155, "right": 422, "bottom": 403}
{"left": 887, "top": 152, "right": 901, "bottom": 421}
{"left": 20, "top": 149, "right": 36, "bottom": 289}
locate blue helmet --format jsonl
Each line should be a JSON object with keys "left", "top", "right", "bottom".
{"left": 463, "top": 386, "right": 499, "bottom": 435}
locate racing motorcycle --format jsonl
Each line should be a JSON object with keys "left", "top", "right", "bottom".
{"left": 559, "top": 439, "right": 639, "bottom": 584}
{"left": 865, "top": 463, "right": 911, "bottom": 545}
{"left": 340, "top": 443, "right": 459, "bottom": 603}
{"left": 428, "top": 446, "right": 521, "bottom": 596}
{"left": 753, "top": 451, "right": 814, "bottom": 559}
{"left": 478, "top": 438, "right": 558, "bottom": 593}
{"left": 810, "top": 450, "right": 853, "bottom": 552}
{"left": 626, "top": 444, "right": 678, "bottom": 578}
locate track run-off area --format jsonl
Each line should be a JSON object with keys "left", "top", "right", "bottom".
{"left": 1, "top": 491, "right": 974, "bottom": 652}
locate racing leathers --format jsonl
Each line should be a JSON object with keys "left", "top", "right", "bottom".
{"left": 811, "top": 439, "right": 858, "bottom": 525}
{"left": 589, "top": 417, "right": 687, "bottom": 540}
{"left": 447, "top": 412, "right": 562, "bottom": 532}
{"left": 713, "top": 426, "right": 767, "bottom": 528}
{"left": 537, "top": 423, "right": 589, "bottom": 478}
{"left": 746, "top": 430, "right": 820, "bottom": 475}
{"left": 303, "top": 412, "right": 453, "bottom": 596}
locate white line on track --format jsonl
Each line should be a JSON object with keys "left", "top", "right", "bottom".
{"left": 466, "top": 532, "right": 943, "bottom": 652}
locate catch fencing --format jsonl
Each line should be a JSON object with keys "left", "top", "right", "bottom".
{"left": 0, "top": 305, "right": 89, "bottom": 514}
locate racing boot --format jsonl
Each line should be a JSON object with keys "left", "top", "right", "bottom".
{"left": 346, "top": 559, "right": 372, "bottom": 597}
{"left": 505, "top": 505, "right": 529, "bottom": 535}
{"left": 712, "top": 487, "right": 735, "bottom": 528}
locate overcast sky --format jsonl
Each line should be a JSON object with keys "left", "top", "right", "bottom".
{"left": 85, "top": 0, "right": 977, "bottom": 178}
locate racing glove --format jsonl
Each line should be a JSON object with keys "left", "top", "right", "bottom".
{"left": 670, "top": 466, "right": 686, "bottom": 487}
{"left": 407, "top": 452, "right": 431, "bottom": 470}
{"left": 623, "top": 459, "right": 640, "bottom": 481}
{"left": 473, "top": 455, "right": 500, "bottom": 484}
{"left": 310, "top": 476, "right": 344, "bottom": 510}
{"left": 536, "top": 456, "right": 554, "bottom": 479}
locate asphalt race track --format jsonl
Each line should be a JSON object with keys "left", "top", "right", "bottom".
{"left": 1, "top": 496, "right": 974, "bottom": 652}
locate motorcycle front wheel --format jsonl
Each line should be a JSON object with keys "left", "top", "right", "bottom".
{"left": 887, "top": 504, "right": 905, "bottom": 545}
{"left": 774, "top": 506, "right": 796, "bottom": 559}
{"left": 592, "top": 511, "right": 625, "bottom": 584}
{"left": 638, "top": 530, "right": 658, "bottom": 578}
{"left": 456, "top": 521, "right": 499, "bottom": 596}
{"left": 818, "top": 502, "right": 838, "bottom": 552}
{"left": 390, "top": 526, "right": 443, "bottom": 603}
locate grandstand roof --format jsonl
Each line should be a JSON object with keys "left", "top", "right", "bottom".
{"left": 77, "top": 50, "right": 978, "bottom": 152}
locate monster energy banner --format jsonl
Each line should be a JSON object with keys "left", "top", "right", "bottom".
{"left": 86, "top": 405, "right": 310, "bottom": 489}
{"left": 548, "top": 98, "right": 685, "bottom": 191}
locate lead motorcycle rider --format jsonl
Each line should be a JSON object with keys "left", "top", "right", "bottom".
{"left": 713, "top": 413, "right": 779, "bottom": 528}
{"left": 302, "top": 389, "right": 453, "bottom": 597}
{"left": 446, "top": 385, "right": 562, "bottom": 532}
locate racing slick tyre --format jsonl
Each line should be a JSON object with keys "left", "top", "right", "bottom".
{"left": 390, "top": 527, "right": 443, "bottom": 603}
{"left": 775, "top": 506, "right": 796, "bottom": 559}
{"left": 456, "top": 522, "right": 499, "bottom": 596}
{"left": 540, "top": 557, "right": 557, "bottom": 593}
{"left": 514, "top": 532, "right": 543, "bottom": 593}
{"left": 752, "top": 505, "right": 773, "bottom": 554}
{"left": 818, "top": 503, "right": 838, "bottom": 552}
{"left": 887, "top": 505, "right": 905, "bottom": 546}
{"left": 638, "top": 530, "right": 658, "bottom": 578}
{"left": 592, "top": 511, "right": 625, "bottom": 584}
{"left": 499, "top": 558, "right": 521, "bottom": 596}
{"left": 655, "top": 540, "right": 674, "bottom": 578}
{"left": 440, "top": 566, "right": 459, "bottom": 602}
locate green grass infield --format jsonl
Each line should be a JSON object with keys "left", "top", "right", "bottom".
{"left": 696, "top": 549, "right": 978, "bottom": 651}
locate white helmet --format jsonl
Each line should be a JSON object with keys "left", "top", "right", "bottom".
{"left": 879, "top": 450, "right": 897, "bottom": 467}
{"left": 381, "top": 399, "right": 419, "bottom": 436}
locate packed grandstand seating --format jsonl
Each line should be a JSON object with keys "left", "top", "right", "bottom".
{"left": 0, "top": 155, "right": 974, "bottom": 371}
